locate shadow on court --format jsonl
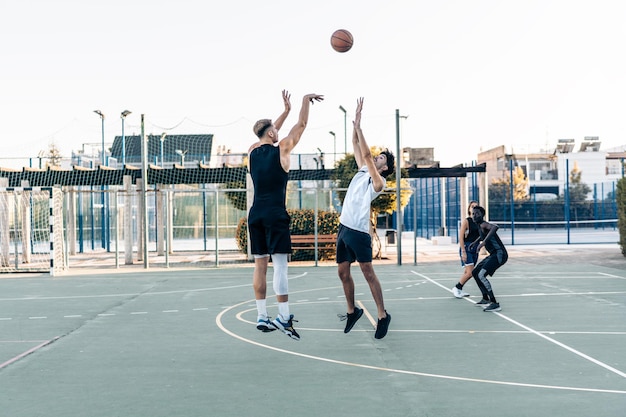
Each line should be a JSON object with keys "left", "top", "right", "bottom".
{"left": 0, "top": 245, "right": 625, "bottom": 417}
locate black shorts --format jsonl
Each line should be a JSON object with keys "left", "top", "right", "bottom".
{"left": 336, "top": 224, "right": 372, "bottom": 264}
{"left": 248, "top": 209, "right": 292, "bottom": 255}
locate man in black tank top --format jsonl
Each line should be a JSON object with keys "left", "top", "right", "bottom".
{"left": 248, "top": 90, "right": 324, "bottom": 340}
{"left": 469, "top": 205, "right": 508, "bottom": 312}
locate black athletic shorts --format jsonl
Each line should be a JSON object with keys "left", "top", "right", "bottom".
{"left": 336, "top": 224, "right": 372, "bottom": 264}
{"left": 248, "top": 209, "right": 292, "bottom": 255}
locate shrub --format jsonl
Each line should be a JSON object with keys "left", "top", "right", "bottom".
{"left": 235, "top": 209, "right": 340, "bottom": 260}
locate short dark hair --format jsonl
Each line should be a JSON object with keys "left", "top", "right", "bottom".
{"left": 253, "top": 119, "right": 272, "bottom": 138}
{"left": 473, "top": 205, "right": 486, "bottom": 216}
{"left": 380, "top": 149, "right": 395, "bottom": 178}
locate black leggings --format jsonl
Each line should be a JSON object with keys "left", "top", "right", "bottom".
{"left": 472, "top": 250, "right": 507, "bottom": 300}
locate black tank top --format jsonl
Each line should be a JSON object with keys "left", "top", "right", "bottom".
{"left": 466, "top": 216, "right": 480, "bottom": 242}
{"left": 481, "top": 227, "right": 507, "bottom": 255}
{"left": 249, "top": 144, "right": 288, "bottom": 210}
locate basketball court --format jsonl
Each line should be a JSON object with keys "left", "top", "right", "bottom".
{"left": 0, "top": 244, "right": 624, "bottom": 417}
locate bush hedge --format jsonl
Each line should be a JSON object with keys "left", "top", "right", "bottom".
{"left": 235, "top": 209, "right": 340, "bottom": 261}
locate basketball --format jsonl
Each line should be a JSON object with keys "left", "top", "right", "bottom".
{"left": 330, "top": 29, "right": 353, "bottom": 53}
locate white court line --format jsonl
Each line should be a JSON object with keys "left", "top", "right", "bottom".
{"left": 0, "top": 272, "right": 310, "bottom": 303}
{"left": 599, "top": 272, "right": 625, "bottom": 279}
{"left": 217, "top": 298, "right": 626, "bottom": 394}
{"left": 356, "top": 300, "right": 377, "bottom": 328}
{"left": 0, "top": 337, "right": 59, "bottom": 370}
{"left": 413, "top": 271, "right": 626, "bottom": 379}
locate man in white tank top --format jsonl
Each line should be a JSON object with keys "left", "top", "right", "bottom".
{"left": 336, "top": 97, "right": 395, "bottom": 339}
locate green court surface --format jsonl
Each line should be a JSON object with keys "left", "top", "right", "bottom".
{"left": 0, "top": 246, "right": 625, "bottom": 417}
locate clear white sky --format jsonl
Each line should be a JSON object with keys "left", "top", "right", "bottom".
{"left": 2, "top": 0, "right": 626, "bottom": 168}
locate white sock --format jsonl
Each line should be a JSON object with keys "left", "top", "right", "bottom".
{"left": 256, "top": 299, "right": 267, "bottom": 318}
{"left": 278, "top": 301, "right": 290, "bottom": 321}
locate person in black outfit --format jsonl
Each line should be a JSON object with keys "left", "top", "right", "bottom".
{"left": 452, "top": 200, "right": 480, "bottom": 298}
{"left": 248, "top": 90, "right": 324, "bottom": 340}
{"left": 469, "top": 205, "right": 507, "bottom": 312}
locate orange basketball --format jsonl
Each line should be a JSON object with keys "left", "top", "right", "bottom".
{"left": 330, "top": 29, "right": 353, "bottom": 53}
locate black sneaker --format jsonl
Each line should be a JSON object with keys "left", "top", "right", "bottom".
{"left": 343, "top": 307, "right": 363, "bottom": 333}
{"left": 483, "top": 302, "right": 501, "bottom": 312}
{"left": 374, "top": 311, "right": 391, "bottom": 339}
{"left": 475, "top": 298, "right": 491, "bottom": 306}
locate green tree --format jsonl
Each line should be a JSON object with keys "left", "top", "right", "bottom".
{"left": 559, "top": 162, "right": 592, "bottom": 223}
{"left": 222, "top": 180, "right": 246, "bottom": 211}
{"left": 221, "top": 161, "right": 247, "bottom": 211}
{"left": 562, "top": 162, "right": 591, "bottom": 202}
{"left": 43, "top": 141, "right": 63, "bottom": 167}
{"left": 488, "top": 166, "right": 529, "bottom": 202}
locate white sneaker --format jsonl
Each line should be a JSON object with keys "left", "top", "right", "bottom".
{"left": 452, "top": 287, "right": 470, "bottom": 298}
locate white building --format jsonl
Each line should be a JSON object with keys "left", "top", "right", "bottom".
{"left": 477, "top": 137, "right": 625, "bottom": 200}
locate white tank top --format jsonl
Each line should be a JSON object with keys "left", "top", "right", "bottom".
{"left": 339, "top": 167, "right": 385, "bottom": 233}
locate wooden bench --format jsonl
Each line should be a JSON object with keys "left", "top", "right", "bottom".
{"left": 291, "top": 234, "right": 337, "bottom": 253}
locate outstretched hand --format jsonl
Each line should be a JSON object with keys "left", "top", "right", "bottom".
{"left": 282, "top": 90, "right": 291, "bottom": 112}
{"left": 353, "top": 97, "right": 364, "bottom": 127}
{"left": 305, "top": 94, "right": 324, "bottom": 104}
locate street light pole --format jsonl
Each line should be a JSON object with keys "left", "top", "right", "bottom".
{"left": 160, "top": 132, "right": 167, "bottom": 167}
{"left": 93, "top": 110, "right": 105, "bottom": 165}
{"left": 329, "top": 131, "right": 336, "bottom": 165}
{"left": 121, "top": 110, "right": 131, "bottom": 165}
{"left": 175, "top": 149, "right": 187, "bottom": 166}
{"left": 93, "top": 109, "right": 107, "bottom": 250}
{"left": 395, "top": 110, "right": 408, "bottom": 265}
{"left": 339, "top": 105, "right": 347, "bottom": 155}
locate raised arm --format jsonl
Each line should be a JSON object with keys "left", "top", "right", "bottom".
{"left": 353, "top": 97, "right": 385, "bottom": 193}
{"left": 273, "top": 90, "right": 291, "bottom": 132}
{"left": 352, "top": 100, "right": 364, "bottom": 168}
{"left": 279, "top": 93, "right": 324, "bottom": 154}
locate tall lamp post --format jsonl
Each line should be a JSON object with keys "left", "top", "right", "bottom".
{"left": 175, "top": 149, "right": 187, "bottom": 166}
{"left": 395, "top": 110, "right": 408, "bottom": 265}
{"left": 93, "top": 109, "right": 107, "bottom": 249}
{"left": 120, "top": 110, "right": 131, "bottom": 165}
{"left": 338, "top": 105, "right": 347, "bottom": 155}
{"left": 328, "top": 131, "right": 336, "bottom": 165}
{"left": 160, "top": 132, "right": 167, "bottom": 167}
{"left": 93, "top": 110, "right": 106, "bottom": 165}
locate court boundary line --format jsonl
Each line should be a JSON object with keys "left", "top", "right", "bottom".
{"left": 216, "top": 298, "right": 626, "bottom": 394}
{"left": 412, "top": 270, "right": 626, "bottom": 379}
{"left": 0, "top": 337, "right": 59, "bottom": 370}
